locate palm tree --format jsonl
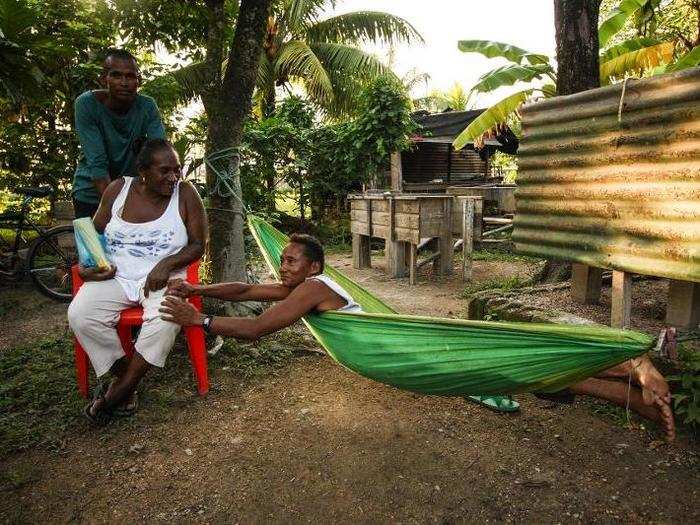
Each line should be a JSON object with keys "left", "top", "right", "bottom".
{"left": 256, "top": 0, "right": 422, "bottom": 116}
{"left": 415, "top": 82, "right": 475, "bottom": 113}
{"left": 148, "top": 0, "right": 423, "bottom": 118}
{"left": 453, "top": 0, "right": 700, "bottom": 149}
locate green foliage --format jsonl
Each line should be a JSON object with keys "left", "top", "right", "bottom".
{"left": 305, "top": 76, "right": 416, "bottom": 217}
{"left": 452, "top": 89, "right": 533, "bottom": 150}
{"left": 666, "top": 44, "right": 700, "bottom": 72}
{"left": 112, "top": 0, "right": 223, "bottom": 59}
{"left": 600, "top": 38, "right": 674, "bottom": 83}
{"left": 470, "top": 63, "right": 555, "bottom": 94}
{"left": 455, "top": 0, "right": 698, "bottom": 149}
{"left": 457, "top": 40, "right": 549, "bottom": 65}
{"left": 669, "top": 345, "right": 700, "bottom": 432}
{"left": 415, "top": 83, "right": 474, "bottom": 113}
{"left": 0, "top": 0, "right": 115, "bottom": 195}
{"left": 599, "top": 0, "right": 652, "bottom": 46}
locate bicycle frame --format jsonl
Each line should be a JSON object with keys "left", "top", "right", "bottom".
{"left": 0, "top": 195, "right": 53, "bottom": 273}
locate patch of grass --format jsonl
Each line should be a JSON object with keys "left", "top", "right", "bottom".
{"left": 472, "top": 249, "right": 542, "bottom": 264}
{"left": 0, "top": 326, "right": 312, "bottom": 458}
{"left": 0, "top": 336, "right": 83, "bottom": 457}
{"left": 462, "top": 276, "right": 529, "bottom": 297}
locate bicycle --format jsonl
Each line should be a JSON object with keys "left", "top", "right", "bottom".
{"left": 0, "top": 186, "right": 77, "bottom": 302}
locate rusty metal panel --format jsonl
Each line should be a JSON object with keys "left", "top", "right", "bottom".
{"left": 513, "top": 67, "right": 700, "bottom": 282}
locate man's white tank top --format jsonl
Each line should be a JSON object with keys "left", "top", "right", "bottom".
{"left": 104, "top": 177, "right": 188, "bottom": 301}
{"left": 307, "top": 274, "right": 362, "bottom": 313}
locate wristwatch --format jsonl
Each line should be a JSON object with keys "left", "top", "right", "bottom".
{"left": 202, "top": 315, "right": 214, "bottom": 333}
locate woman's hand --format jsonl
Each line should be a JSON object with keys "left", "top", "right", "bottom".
{"left": 144, "top": 261, "right": 172, "bottom": 297}
{"left": 166, "top": 278, "right": 199, "bottom": 298}
{"left": 159, "top": 296, "right": 204, "bottom": 326}
{"left": 78, "top": 264, "right": 116, "bottom": 282}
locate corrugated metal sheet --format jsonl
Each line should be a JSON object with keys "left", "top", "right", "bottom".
{"left": 513, "top": 67, "right": 700, "bottom": 282}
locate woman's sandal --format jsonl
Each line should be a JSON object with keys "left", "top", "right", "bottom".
{"left": 83, "top": 396, "right": 113, "bottom": 426}
{"left": 113, "top": 391, "right": 138, "bottom": 418}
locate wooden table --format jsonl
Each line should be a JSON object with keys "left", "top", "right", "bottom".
{"left": 348, "top": 193, "right": 453, "bottom": 284}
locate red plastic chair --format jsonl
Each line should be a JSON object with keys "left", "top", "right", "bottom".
{"left": 71, "top": 262, "right": 209, "bottom": 398}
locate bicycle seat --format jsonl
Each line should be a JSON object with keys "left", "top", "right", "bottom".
{"left": 15, "top": 186, "right": 53, "bottom": 198}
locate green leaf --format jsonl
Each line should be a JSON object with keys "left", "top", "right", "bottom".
{"left": 471, "top": 63, "right": 555, "bottom": 94}
{"left": 452, "top": 89, "right": 533, "bottom": 151}
{"left": 457, "top": 40, "right": 549, "bottom": 65}
{"left": 541, "top": 83, "right": 557, "bottom": 98}
{"left": 276, "top": 40, "right": 334, "bottom": 103}
{"left": 599, "top": 0, "right": 650, "bottom": 47}
{"left": 307, "top": 11, "right": 423, "bottom": 46}
{"left": 600, "top": 40, "right": 674, "bottom": 83}
{"left": 666, "top": 45, "right": 700, "bottom": 72}
{"left": 140, "top": 61, "right": 210, "bottom": 107}
{"left": 309, "top": 42, "right": 396, "bottom": 116}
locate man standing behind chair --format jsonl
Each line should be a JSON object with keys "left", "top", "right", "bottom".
{"left": 71, "top": 48, "right": 166, "bottom": 219}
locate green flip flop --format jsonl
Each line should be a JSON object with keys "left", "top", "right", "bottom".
{"left": 466, "top": 395, "right": 520, "bottom": 413}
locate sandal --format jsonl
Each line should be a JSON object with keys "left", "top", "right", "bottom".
{"left": 83, "top": 397, "right": 113, "bottom": 426}
{"left": 113, "top": 391, "right": 139, "bottom": 418}
{"left": 466, "top": 395, "right": 520, "bottom": 413}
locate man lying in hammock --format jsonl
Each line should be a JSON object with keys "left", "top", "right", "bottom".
{"left": 161, "top": 234, "right": 675, "bottom": 441}
{"left": 161, "top": 233, "right": 360, "bottom": 338}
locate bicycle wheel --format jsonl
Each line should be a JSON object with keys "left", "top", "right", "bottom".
{"left": 27, "top": 225, "right": 77, "bottom": 302}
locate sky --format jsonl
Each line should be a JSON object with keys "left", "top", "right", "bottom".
{"left": 333, "top": 0, "right": 557, "bottom": 107}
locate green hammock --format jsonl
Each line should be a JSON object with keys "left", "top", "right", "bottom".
{"left": 248, "top": 215, "right": 653, "bottom": 396}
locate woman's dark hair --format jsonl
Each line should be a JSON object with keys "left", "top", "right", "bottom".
{"left": 134, "top": 138, "right": 175, "bottom": 173}
{"left": 289, "top": 233, "right": 325, "bottom": 274}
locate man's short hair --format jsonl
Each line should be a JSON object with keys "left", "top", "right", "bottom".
{"left": 289, "top": 233, "right": 325, "bottom": 274}
{"left": 102, "top": 48, "right": 138, "bottom": 70}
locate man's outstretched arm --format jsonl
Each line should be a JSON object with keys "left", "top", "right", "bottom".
{"left": 160, "top": 280, "right": 330, "bottom": 340}
{"left": 166, "top": 278, "right": 292, "bottom": 303}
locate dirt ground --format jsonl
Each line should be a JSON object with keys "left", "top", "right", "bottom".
{"left": 1, "top": 253, "right": 699, "bottom": 524}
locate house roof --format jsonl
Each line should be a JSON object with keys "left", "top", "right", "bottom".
{"left": 410, "top": 109, "right": 518, "bottom": 153}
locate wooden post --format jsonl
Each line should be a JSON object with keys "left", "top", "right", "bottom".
{"left": 473, "top": 197, "right": 483, "bottom": 243}
{"left": 666, "top": 280, "right": 700, "bottom": 329}
{"left": 571, "top": 263, "right": 603, "bottom": 304}
{"left": 611, "top": 270, "right": 632, "bottom": 329}
{"left": 433, "top": 197, "right": 453, "bottom": 276}
{"left": 386, "top": 240, "right": 408, "bottom": 278}
{"left": 352, "top": 234, "right": 371, "bottom": 269}
{"left": 390, "top": 152, "right": 403, "bottom": 192}
{"left": 408, "top": 243, "right": 417, "bottom": 285}
{"left": 461, "top": 198, "right": 475, "bottom": 281}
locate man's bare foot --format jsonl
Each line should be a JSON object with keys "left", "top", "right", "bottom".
{"left": 654, "top": 395, "right": 676, "bottom": 442}
{"left": 630, "top": 356, "right": 671, "bottom": 406}
{"left": 571, "top": 378, "right": 675, "bottom": 441}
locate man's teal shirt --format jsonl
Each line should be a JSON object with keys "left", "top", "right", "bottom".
{"left": 71, "top": 91, "right": 166, "bottom": 205}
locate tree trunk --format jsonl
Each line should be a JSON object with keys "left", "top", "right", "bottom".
{"left": 205, "top": 0, "right": 271, "bottom": 286}
{"left": 554, "top": 0, "right": 601, "bottom": 96}
{"left": 541, "top": 0, "right": 601, "bottom": 283}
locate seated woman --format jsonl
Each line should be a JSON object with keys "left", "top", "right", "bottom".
{"left": 68, "top": 138, "right": 207, "bottom": 424}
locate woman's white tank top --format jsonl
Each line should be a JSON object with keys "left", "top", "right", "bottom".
{"left": 104, "top": 177, "right": 188, "bottom": 301}
{"left": 307, "top": 274, "right": 362, "bottom": 313}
